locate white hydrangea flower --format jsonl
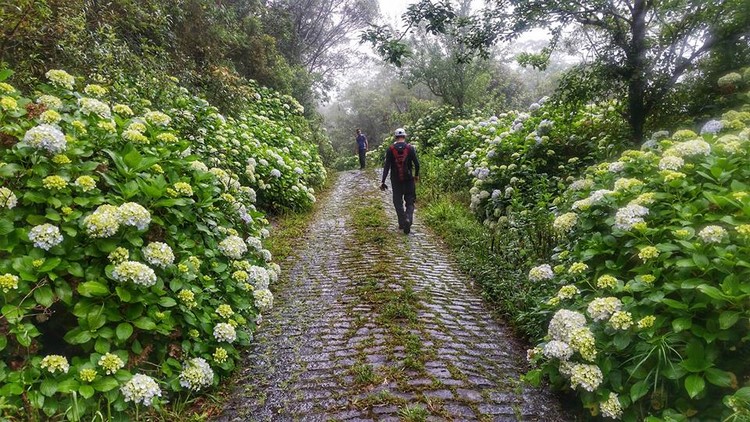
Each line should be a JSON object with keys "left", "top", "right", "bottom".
{"left": 270, "top": 168, "right": 282, "bottom": 178}
{"left": 78, "top": 97, "right": 111, "bottom": 119}
{"left": 665, "top": 139, "right": 711, "bottom": 157}
{"left": 23, "top": 124, "right": 67, "bottom": 153}
{"left": 83, "top": 205, "right": 121, "bottom": 238}
{"left": 40, "top": 355, "right": 70, "bottom": 374}
{"left": 112, "top": 261, "right": 157, "bottom": 287}
{"left": 608, "top": 162, "right": 625, "bottom": 173}
{"left": 569, "top": 363, "right": 603, "bottom": 392}
{"left": 548, "top": 309, "right": 587, "bottom": 343}
{"left": 190, "top": 161, "right": 209, "bottom": 172}
{"left": 213, "top": 323, "right": 237, "bottom": 343}
{"left": 0, "top": 187, "right": 17, "bottom": 209}
{"left": 553, "top": 213, "right": 578, "bottom": 232}
{"left": 658, "top": 156, "right": 684, "bottom": 171}
{"left": 179, "top": 357, "right": 214, "bottom": 391}
{"left": 528, "top": 264, "right": 554, "bottom": 282}
{"left": 600, "top": 392, "right": 623, "bottom": 419}
{"left": 542, "top": 340, "right": 573, "bottom": 360}
{"left": 254, "top": 288, "right": 274, "bottom": 312}
{"left": 245, "top": 237, "right": 262, "bottom": 251}
{"left": 142, "top": 242, "right": 175, "bottom": 268}
{"left": 260, "top": 249, "right": 272, "bottom": 262}
{"left": 614, "top": 204, "right": 649, "bottom": 230}
{"left": 28, "top": 224, "right": 64, "bottom": 250}
{"left": 587, "top": 297, "right": 623, "bottom": 321}
{"left": 570, "top": 179, "right": 594, "bottom": 191}
{"left": 121, "top": 374, "right": 162, "bottom": 406}
{"left": 144, "top": 111, "right": 171, "bottom": 127}
{"left": 698, "top": 225, "right": 727, "bottom": 244}
{"left": 118, "top": 202, "right": 151, "bottom": 230}
{"left": 218, "top": 235, "right": 247, "bottom": 259}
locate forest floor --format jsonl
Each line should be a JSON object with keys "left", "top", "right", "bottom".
{"left": 218, "top": 170, "right": 568, "bottom": 421}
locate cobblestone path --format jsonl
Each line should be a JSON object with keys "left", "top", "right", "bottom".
{"left": 219, "top": 170, "right": 567, "bottom": 421}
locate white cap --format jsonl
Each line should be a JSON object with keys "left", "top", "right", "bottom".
{"left": 394, "top": 128, "right": 407, "bottom": 137}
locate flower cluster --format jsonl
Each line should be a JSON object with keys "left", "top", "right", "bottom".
{"left": 587, "top": 297, "right": 622, "bottom": 321}
{"left": 213, "top": 322, "right": 237, "bottom": 343}
{"left": 28, "top": 224, "right": 64, "bottom": 250}
{"left": 23, "top": 124, "right": 67, "bottom": 154}
{"left": 698, "top": 225, "right": 727, "bottom": 244}
{"left": 118, "top": 202, "right": 151, "bottom": 230}
{"left": 78, "top": 97, "right": 111, "bottom": 119}
{"left": 614, "top": 204, "right": 649, "bottom": 231}
{"left": 178, "top": 289, "right": 197, "bottom": 308}
{"left": 216, "top": 304, "right": 234, "bottom": 319}
{"left": 542, "top": 340, "right": 573, "bottom": 360}
{"left": 75, "top": 176, "right": 97, "bottom": 192}
{"left": 600, "top": 393, "right": 623, "bottom": 419}
{"left": 98, "top": 353, "right": 125, "bottom": 375}
{"left": 609, "top": 311, "right": 633, "bottom": 330}
{"left": 528, "top": 264, "right": 554, "bottom": 282}
{"left": 218, "top": 235, "right": 247, "bottom": 259}
{"left": 142, "top": 242, "right": 175, "bottom": 268}
{"left": 111, "top": 261, "right": 157, "bottom": 287}
{"left": 173, "top": 182, "right": 193, "bottom": 196}
{"left": 144, "top": 111, "right": 172, "bottom": 126}
{"left": 253, "top": 289, "right": 274, "bottom": 311}
{"left": 179, "top": 357, "right": 214, "bottom": 391}
{"left": 79, "top": 368, "right": 97, "bottom": 383}
{"left": 569, "top": 363, "right": 603, "bottom": 392}
{"left": 40, "top": 355, "right": 70, "bottom": 374}
{"left": 0, "top": 273, "right": 19, "bottom": 292}
{"left": 83, "top": 205, "right": 121, "bottom": 237}
{"left": 0, "top": 187, "right": 18, "bottom": 209}
{"left": 45, "top": 69, "right": 75, "bottom": 89}
{"left": 42, "top": 175, "right": 67, "bottom": 190}
{"left": 596, "top": 275, "right": 618, "bottom": 289}
{"left": 121, "top": 374, "right": 162, "bottom": 406}
{"left": 553, "top": 212, "right": 578, "bottom": 232}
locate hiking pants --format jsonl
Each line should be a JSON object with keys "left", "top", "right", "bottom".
{"left": 392, "top": 179, "right": 416, "bottom": 227}
{"left": 358, "top": 149, "right": 366, "bottom": 169}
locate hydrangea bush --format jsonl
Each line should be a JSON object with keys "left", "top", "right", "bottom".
{"left": 0, "top": 68, "right": 304, "bottom": 419}
{"left": 526, "top": 102, "right": 750, "bottom": 420}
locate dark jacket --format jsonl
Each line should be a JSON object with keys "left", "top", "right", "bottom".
{"left": 382, "top": 142, "right": 420, "bottom": 184}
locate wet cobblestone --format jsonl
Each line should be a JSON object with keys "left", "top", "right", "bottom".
{"left": 219, "top": 170, "right": 567, "bottom": 421}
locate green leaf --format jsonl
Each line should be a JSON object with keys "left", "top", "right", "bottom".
{"left": 0, "top": 220, "right": 13, "bottom": 236}
{"left": 672, "top": 317, "right": 692, "bottom": 333}
{"left": 78, "top": 281, "right": 110, "bottom": 297}
{"left": 38, "top": 257, "right": 62, "bottom": 272}
{"left": 630, "top": 380, "right": 649, "bottom": 402}
{"left": 33, "top": 286, "right": 55, "bottom": 308}
{"left": 523, "top": 369, "right": 542, "bottom": 387}
{"left": 40, "top": 379, "right": 58, "bottom": 396}
{"left": 719, "top": 311, "right": 740, "bottom": 329}
{"left": 116, "top": 323, "right": 133, "bottom": 341}
{"left": 92, "top": 376, "right": 119, "bottom": 392}
{"left": 116, "top": 286, "right": 132, "bottom": 302}
{"left": 64, "top": 328, "right": 92, "bottom": 344}
{"left": 735, "top": 387, "right": 750, "bottom": 401}
{"left": 57, "top": 378, "right": 78, "bottom": 393}
{"left": 95, "top": 337, "right": 111, "bottom": 354}
{"left": 705, "top": 368, "right": 733, "bottom": 387}
{"left": 158, "top": 297, "right": 177, "bottom": 307}
{"left": 685, "top": 374, "right": 705, "bottom": 398}
{"left": 79, "top": 384, "right": 95, "bottom": 399}
{"left": 661, "top": 298, "right": 688, "bottom": 310}
{"left": 0, "top": 69, "right": 13, "bottom": 81}
{"left": 697, "top": 284, "right": 726, "bottom": 301}
{"left": 133, "top": 317, "right": 156, "bottom": 330}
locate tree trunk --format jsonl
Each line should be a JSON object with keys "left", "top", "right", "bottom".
{"left": 628, "top": 0, "right": 649, "bottom": 144}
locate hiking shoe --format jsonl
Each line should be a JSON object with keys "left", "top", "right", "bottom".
{"left": 403, "top": 225, "right": 410, "bottom": 234}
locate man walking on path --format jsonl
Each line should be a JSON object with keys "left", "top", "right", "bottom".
{"left": 355, "top": 128, "right": 368, "bottom": 170}
{"left": 380, "top": 128, "right": 420, "bottom": 234}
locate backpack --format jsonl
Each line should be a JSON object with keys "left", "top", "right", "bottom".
{"left": 389, "top": 143, "right": 411, "bottom": 182}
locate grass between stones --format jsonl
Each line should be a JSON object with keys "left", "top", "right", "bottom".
{"left": 344, "top": 189, "right": 452, "bottom": 418}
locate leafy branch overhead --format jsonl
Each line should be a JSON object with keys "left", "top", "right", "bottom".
{"left": 364, "top": 0, "right": 750, "bottom": 142}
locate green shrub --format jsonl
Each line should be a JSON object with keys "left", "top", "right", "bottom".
{"left": 0, "top": 68, "right": 322, "bottom": 419}
{"left": 526, "top": 107, "right": 750, "bottom": 420}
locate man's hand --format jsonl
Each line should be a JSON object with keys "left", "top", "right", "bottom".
{"left": 414, "top": 176, "right": 420, "bottom": 183}
{"left": 380, "top": 183, "right": 388, "bottom": 191}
